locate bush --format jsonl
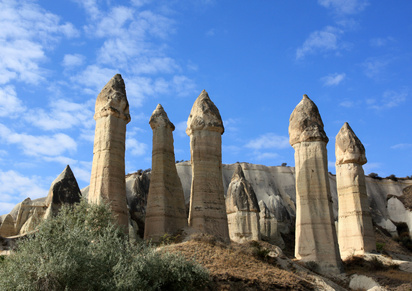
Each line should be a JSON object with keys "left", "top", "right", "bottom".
{"left": 368, "top": 172, "right": 381, "bottom": 179}
{"left": 304, "top": 261, "right": 320, "bottom": 273}
{"left": 0, "top": 200, "right": 209, "bottom": 291}
{"left": 386, "top": 174, "right": 398, "bottom": 181}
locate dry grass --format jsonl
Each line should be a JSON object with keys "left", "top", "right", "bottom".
{"left": 163, "top": 234, "right": 315, "bottom": 290}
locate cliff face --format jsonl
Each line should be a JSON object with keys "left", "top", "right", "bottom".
{"left": 2, "top": 162, "right": 412, "bottom": 239}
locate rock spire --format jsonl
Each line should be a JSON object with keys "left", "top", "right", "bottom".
{"left": 144, "top": 104, "right": 188, "bottom": 242}
{"left": 186, "top": 90, "right": 229, "bottom": 242}
{"left": 226, "top": 163, "right": 260, "bottom": 242}
{"left": 289, "top": 94, "right": 342, "bottom": 274}
{"left": 336, "top": 122, "right": 375, "bottom": 258}
{"left": 88, "top": 74, "right": 130, "bottom": 231}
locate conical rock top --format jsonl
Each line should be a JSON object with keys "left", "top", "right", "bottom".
{"left": 226, "top": 164, "right": 259, "bottom": 213}
{"left": 149, "top": 104, "right": 175, "bottom": 130}
{"left": 45, "top": 165, "right": 82, "bottom": 206}
{"left": 336, "top": 122, "right": 366, "bottom": 165}
{"left": 289, "top": 94, "right": 328, "bottom": 145}
{"left": 95, "top": 74, "right": 131, "bottom": 122}
{"left": 186, "top": 90, "right": 224, "bottom": 135}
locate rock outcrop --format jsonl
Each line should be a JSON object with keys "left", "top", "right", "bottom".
{"left": 186, "top": 90, "right": 229, "bottom": 242}
{"left": 144, "top": 104, "right": 187, "bottom": 242}
{"left": 259, "top": 200, "right": 285, "bottom": 248}
{"left": 336, "top": 122, "right": 376, "bottom": 259}
{"left": 289, "top": 94, "right": 342, "bottom": 274}
{"left": 387, "top": 186, "right": 412, "bottom": 237}
{"left": 44, "top": 165, "right": 82, "bottom": 218}
{"left": 88, "top": 74, "right": 131, "bottom": 231}
{"left": 226, "top": 163, "right": 260, "bottom": 242}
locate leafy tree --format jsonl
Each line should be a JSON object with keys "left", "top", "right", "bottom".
{"left": 0, "top": 200, "right": 209, "bottom": 291}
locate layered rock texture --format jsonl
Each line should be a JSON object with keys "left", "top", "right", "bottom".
{"left": 226, "top": 164, "right": 260, "bottom": 242}
{"left": 387, "top": 185, "right": 412, "bottom": 237}
{"left": 289, "top": 95, "right": 342, "bottom": 274}
{"left": 44, "top": 165, "right": 82, "bottom": 218}
{"left": 259, "top": 200, "right": 285, "bottom": 248}
{"left": 186, "top": 90, "right": 229, "bottom": 242}
{"left": 88, "top": 74, "right": 131, "bottom": 230}
{"left": 144, "top": 104, "right": 187, "bottom": 242}
{"left": 336, "top": 122, "right": 376, "bottom": 258}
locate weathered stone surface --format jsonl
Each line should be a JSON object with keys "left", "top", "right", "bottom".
{"left": 226, "top": 164, "right": 260, "bottom": 242}
{"left": 186, "top": 90, "right": 229, "bottom": 242}
{"left": 289, "top": 94, "right": 342, "bottom": 274}
{"left": 259, "top": 200, "right": 285, "bottom": 248}
{"left": 336, "top": 123, "right": 375, "bottom": 259}
{"left": 387, "top": 196, "right": 412, "bottom": 237}
{"left": 44, "top": 165, "right": 81, "bottom": 217}
{"left": 0, "top": 214, "right": 15, "bottom": 237}
{"left": 144, "top": 104, "right": 187, "bottom": 242}
{"left": 88, "top": 74, "right": 130, "bottom": 231}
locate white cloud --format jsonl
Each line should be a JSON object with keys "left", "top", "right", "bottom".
{"left": 254, "top": 152, "right": 280, "bottom": 161}
{"left": 206, "top": 29, "right": 215, "bottom": 37}
{"left": 25, "top": 98, "right": 94, "bottom": 131}
{"left": 0, "top": 202, "right": 17, "bottom": 216}
{"left": 0, "top": 124, "right": 77, "bottom": 157}
{"left": 126, "top": 138, "right": 148, "bottom": 156}
{"left": 362, "top": 57, "right": 390, "bottom": 78}
{"left": 370, "top": 89, "right": 408, "bottom": 110}
{"left": 62, "top": 54, "right": 85, "bottom": 69}
{"left": 339, "top": 100, "right": 354, "bottom": 107}
{"left": 0, "top": 170, "right": 49, "bottom": 205}
{"left": 71, "top": 65, "right": 118, "bottom": 94}
{"left": 391, "top": 143, "right": 412, "bottom": 150}
{"left": 0, "top": 1, "right": 79, "bottom": 85}
{"left": 0, "top": 85, "right": 26, "bottom": 117}
{"left": 321, "top": 73, "right": 346, "bottom": 86}
{"left": 363, "top": 162, "right": 382, "bottom": 175}
{"left": 245, "top": 133, "right": 289, "bottom": 150}
{"left": 318, "top": 0, "right": 368, "bottom": 15}
{"left": 370, "top": 37, "right": 394, "bottom": 48}
{"left": 175, "top": 121, "right": 188, "bottom": 137}
{"left": 296, "top": 26, "right": 342, "bottom": 60}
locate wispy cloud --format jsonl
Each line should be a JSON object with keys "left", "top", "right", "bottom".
{"left": 321, "top": 72, "right": 346, "bottom": 86}
{"left": 0, "top": 0, "right": 78, "bottom": 85}
{"left": 369, "top": 89, "right": 408, "bottom": 110}
{"left": 126, "top": 138, "right": 148, "bottom": 156}
{"left": 362, "top": 57, "right": 390, "bottom": 78}
{"left": 296, "top": 26, "right": 343, "bottom": 60}
{"left": 0, "top": 124, "right": 77, "bottom": 157}
{"left": 245, "top": 133, "right": 289, "bottom": 150}
{"left": 318, "top": 0, "right": 369, "bottom": 15}
{"left": 391, "top": 143, "right": 412, "bottom": 150}
{"left": 0, "top": 85, "right": 26, "bottom": 117}
{"left": 339, "top": 100, "right": 354, "bottom": 107}
{"left": 370, "top": 37, "right": 394, "bottom": 48}
{"left": 62, "top": 54, "right": 85, "bottom": 69}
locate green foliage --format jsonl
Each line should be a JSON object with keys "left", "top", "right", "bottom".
{"left": 376, "top": 242, "right": 385, "bottom": 253}
{"left": 395, "top": 232, "right": 412, "bottom": 252}
{"left": 249, "top": 241, "right": 270, "bottom": 261}
{"left": 0, "top": 200, "right": 209, "bottom": 291}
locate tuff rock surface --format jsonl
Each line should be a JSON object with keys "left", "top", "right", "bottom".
{"left": 88, "top": 74, "right": 130, "bottom": 231}
{"left": 289, "top": 95, "right": 343, "bottom": 274}
{"left": 259, "top": 200, "right": 285, "bottom": 248}
{"left": 226, "top": 163, "right": 260, "bottom": 242}
{"left": 144, "top": 104, "right": 187, "bottom": 242}
{"left": 186, "top": 90, "right": 229, "bottom": 242}
{"left": 336, "top": 122, "right": 376, "bottom": 259}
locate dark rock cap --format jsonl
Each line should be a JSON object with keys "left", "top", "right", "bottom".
{"left": 186, "top": 90, "right": 224, "bottom": 135}
{"left": 288, "top": 94, "right": 328, "bottom": 145}
{"left": 94, "top": 74, "right": 131, "bottom": 122}
{"left": 149, "top": 104, "right": 175, "bottom": 130}
{"left": 335, "top": 122, "right": 367, "bottom": 165}
{"left": 45, "top": 165, "right": 82, "bottom": 206}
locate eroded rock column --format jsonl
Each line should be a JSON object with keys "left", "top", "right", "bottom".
{"left": 186, "top": 90, "right": 229, "bottom": 242}
{"left": 226, "top": 164, "right": 260, "bottom": 242}
{"left": 88, "top": 74, "right": 130, "bottom": 230}
{"left": 144, "top": 104, "right": 188, "bottom": 242}
{"left": 289, "top": 94, "right": 342, "bottom": 274}
{"left": 336, "top": 122, "right": 375, "bottom": 258}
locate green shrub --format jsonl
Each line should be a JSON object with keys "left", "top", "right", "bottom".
{"left": 0, "top": 200, "right": 209, "bottom": 291}
{"left": 376, "top": 242, "right": 385, "bottom": 253}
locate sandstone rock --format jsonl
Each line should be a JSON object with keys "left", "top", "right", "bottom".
{"left": 88, "top": 74, "right": 130, "bottom": 231}
{"left": 349, "top": 274, "right": 383, "bottom": 291}
{"left": 259, "top": 200, "right": 285, "bottom": 248}
{"left": 226, "top": 163, "right": 260, "bottom": 242}
{"left": 44, "top": 165, "right": 81, "bottom": 218}
{"left": 288, "top": 94, "right": 342, "bottom": 274}
{"left": 336, "top": 122, "right": 376, "bottom": 259}
{"left": 186, "top": 90, "right": 229, "bottom": 242}
{"left": 387, "top": 195, "right": 412, "bottom": 237}
{"left": 0, "top": 214, "right": 15, "bottom": 237}
{"left": 144, "top": 104, "right": 187, "bottom": 242}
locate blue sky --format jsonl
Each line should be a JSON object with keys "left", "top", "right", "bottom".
{"left": 1, "top": 0, "right": 411, "bottom": 215}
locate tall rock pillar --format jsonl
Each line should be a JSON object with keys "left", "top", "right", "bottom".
{"left": 186, "top": 90, "right": 229, "bottom": 242}
{"left": 336, "top": 122, "right": 375, "bottom": 259}
{"left": 144, "top": 104, "right": 188, "bottom": 242}
{"left": 288, "top": 94, "right": 342, "bottom": 274}
{"left": 88, "top": 74, "right": 131, "bottom": 230}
